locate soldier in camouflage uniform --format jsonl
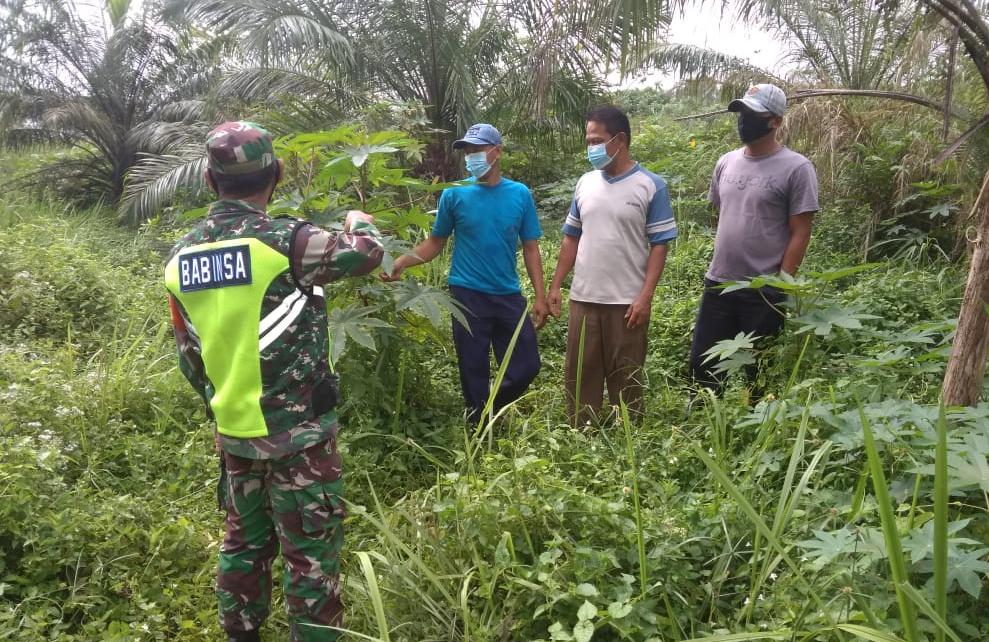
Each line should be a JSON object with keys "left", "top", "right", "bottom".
{"left": 164, "top": 121, "right": 384, "bottom": 642}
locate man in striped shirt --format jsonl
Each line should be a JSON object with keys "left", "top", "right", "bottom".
{"left": 549, "top": 106, "right": 678, "bottom": 423}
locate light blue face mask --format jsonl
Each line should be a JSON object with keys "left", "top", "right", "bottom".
{"left": 465, "top": 150, "right": 493, "bottom": 179}
{"left": 586, "top": 134, "right": 617, "bottom": 170}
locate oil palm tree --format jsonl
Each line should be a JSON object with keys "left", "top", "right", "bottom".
{"left": 168, "top": 0, "right": 668, "bottom": 168}
{"left": 119, "top": 0, "right": 670, "bottom": 219}
{"left": 0, "top": 0, "right": 226, "bottom": 216}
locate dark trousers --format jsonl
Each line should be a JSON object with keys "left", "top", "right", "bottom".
{"left": 450, "top": 285, "right": 541, "bottom": 423}
{"left": 689, "top": 278, "right": 786, "bottom": 394}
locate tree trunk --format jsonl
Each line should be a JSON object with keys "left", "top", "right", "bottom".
{"left": 942, "top": 170, "right": 989, "bottom": 406}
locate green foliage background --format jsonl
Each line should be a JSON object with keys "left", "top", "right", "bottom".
{"left": 2, "top": 105, "right": 988, "bottom": 642}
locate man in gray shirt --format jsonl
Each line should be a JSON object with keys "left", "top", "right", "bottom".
{"left": 689, "top": 84, "right": 819, "bottom": 394}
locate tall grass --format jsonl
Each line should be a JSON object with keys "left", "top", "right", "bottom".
{"left": 860, "top": 408, "right": 919, "bottom": 642}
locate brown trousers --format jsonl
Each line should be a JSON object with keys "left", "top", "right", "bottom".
{"left": 564, "top": 299, "right": 648, "bottom": 424}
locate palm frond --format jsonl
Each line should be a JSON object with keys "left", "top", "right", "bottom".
{"left": 648, "top": 42, "right": 787, "bottom": 98}
{"left": 217, "top": 65, "right": 337, "bottom": 102}
{"left": 0, "top": 127, "right": 72, "bottom": 149}
{"left": 126, "top": 119, "right": 211, "bottom": 154}
{"left": 173, "top": 0, "right": 353, "bottom": 67}
{"left": 0, "top": 0, "right": 227, "bottom": 205}
{"left": 119, "top": 145, "right": 208, "bottom": 223}
{"left": 153, "top": 100, "right": 212, "bottom": 123}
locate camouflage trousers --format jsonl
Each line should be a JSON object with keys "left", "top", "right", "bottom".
{"left": 218, "top": 437, "right": 345, "bottom": 641}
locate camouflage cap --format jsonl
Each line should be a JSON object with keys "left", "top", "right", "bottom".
{"left": 206, "top": 121, "right": 276, "bottom": 176}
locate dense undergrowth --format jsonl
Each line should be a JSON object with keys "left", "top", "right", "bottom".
{"left": 2, "top": 117, "right": 988, "bottom": 641}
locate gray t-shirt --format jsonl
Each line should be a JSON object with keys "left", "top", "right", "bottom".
{"left": 706, "top": 146, "right": 819, "bottom": 282}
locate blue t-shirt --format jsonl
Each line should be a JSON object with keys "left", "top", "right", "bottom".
{"left": 431, "top": 177, "right": 542, "bottom": 295}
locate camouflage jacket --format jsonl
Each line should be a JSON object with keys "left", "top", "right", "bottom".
{"left": 166, "top": 199, "right": 384, "bottom": 459}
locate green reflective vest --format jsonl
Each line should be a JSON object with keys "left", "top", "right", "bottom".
{"left": 164, "top": 210, "right": 335, "bottom": 458}
{"left": 166, "top": 237, "right": 292, "bottom": 438}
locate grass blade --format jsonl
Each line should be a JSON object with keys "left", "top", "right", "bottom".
{"left": 356, "top": 551, "right": 391, "bottom": 642}
{"left": 619, "top": 400, "right": 648, "bottom": 597}
{"left": 574, "top": 315, "right": 586, "bottom": 426}
{"left": 900, "top": 581, "right": 962, "bottom": 642}
{"left": 460, "top": 570, "right": 474, "bottom": 642}
{"left": 679, "top": 631, "right": 791, "bottom": 641}
{"left": 476, "top": 302, "right": 528, "bottom": 434}
{"left": 934, "top": 403, "right": 949, "bottom": 642}
{"left": 835, "top": 623, "right": 908, "bottom": 642}
{"left": 692, "top": 445, "right": 821, "bottom": 606}
{"left": 859, "top": 408, "right": 919, "bottom": 642}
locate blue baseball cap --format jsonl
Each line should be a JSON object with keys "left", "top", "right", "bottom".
{"left": 452, "top": 123, "right": 502, "bottom": 149}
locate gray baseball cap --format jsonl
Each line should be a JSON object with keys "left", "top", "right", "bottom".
{"left": 728, "top": 84, "right": 787, "bottom": 117}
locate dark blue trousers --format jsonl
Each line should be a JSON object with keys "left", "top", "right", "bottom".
{"left": 689, "top": 278, "right": 786, "bottom": 394}
{"left": 450, "top": 285, "right": 541, "bottom": 423}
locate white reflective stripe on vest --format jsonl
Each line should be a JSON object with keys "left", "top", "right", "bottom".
{"left": 259, "top": 289, "right": 305, "bottom": 335}
{"left": 259, "top": 293, "right": 308, "bottom": 351}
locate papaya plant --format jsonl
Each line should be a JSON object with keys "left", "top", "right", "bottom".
{"left": 272, "top": 126, "right": 470, "bottom": 432}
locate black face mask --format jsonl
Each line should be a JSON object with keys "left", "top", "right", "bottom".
{"left": 737, "top": 112, "right": 774, "bottom": 144}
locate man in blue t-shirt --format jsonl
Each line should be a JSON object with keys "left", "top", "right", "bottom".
{"left": 382, "top": 123, "right": 548, "bottom": 423}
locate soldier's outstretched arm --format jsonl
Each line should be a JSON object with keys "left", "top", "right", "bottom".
{"left": 291, "top": 211, "right": 385, "bottom": 288}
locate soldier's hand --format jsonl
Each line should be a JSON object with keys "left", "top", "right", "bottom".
{"left": 214, "top": 430, "right": 222, "bottom": 454}
{"left": 345, "top": 210, "right": 374, "bottom": 233}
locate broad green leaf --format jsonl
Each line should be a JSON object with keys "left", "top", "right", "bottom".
{"left": 326, "top": 304, "right": 391, "bottom": 363}
{"left": 494, "top": 533, "right": 511, "bottom": 568}
{"left": 576, "top": 600, "right": 597, "bottom": 621}
{"left": 573, "top": 619, "right": 594, "bottom": 642}
{"left": 916, "top": 547, "right": 989, "bottom": 598}
{"left": 901, "top": 519, "right": 977, "bottom": 564}
{"left": 857, "top": 346, "right": 912, "bottom": 368}
{"left": 607, "top": 601, "right": 632, "bottom": 619}
{"left": 711, "top": 350, "right": 757, "bottom": 375}
{"left": 392, "top": 280, "right": 469, "bottom": 329}
{"left": 548, "top": 621, "right": 572, "bottom": 641}
{"left": 806, "top": 263, "right": 882, "bottom": 282}
{"left": 574, "top": 583, "right": 597, "bottom": 597}
{"left": 794, "top": 304, "right": 879, "bottom": 336}
{"left": 796, "top": 528, "right": 857, "bottom": 568}
{"left": 344, "top": 144, "right": 399, "bottom": 167}
{"left": 702, "top": 331, "right": 757, "bottom": 364}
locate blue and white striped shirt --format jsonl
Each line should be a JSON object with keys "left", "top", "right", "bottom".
{"left": 562, "top": 163, "right": 677, "bottom": 304}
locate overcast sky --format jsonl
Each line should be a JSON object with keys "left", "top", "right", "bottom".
{"left": 618, "top": 2, "right": 792, "bottom": 89}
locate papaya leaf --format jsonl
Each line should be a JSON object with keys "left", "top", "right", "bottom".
{"left": 392, "top": 280, "right": 469, "bottom": 330}
{"left": 327, "top": 304, "right": 391, "bottom": 363}
{"left": 793, "top": 304, "right": 879, "bottom": 336}
{"left": 702, "top": 331, "right": 757, "bottom": 364}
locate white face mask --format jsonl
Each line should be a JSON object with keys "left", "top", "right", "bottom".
{"left": 587, "top": 134, "right": 617, "bottom": 170}
{"left": 465, "top": 150, "right": 493, "bottom": 179}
